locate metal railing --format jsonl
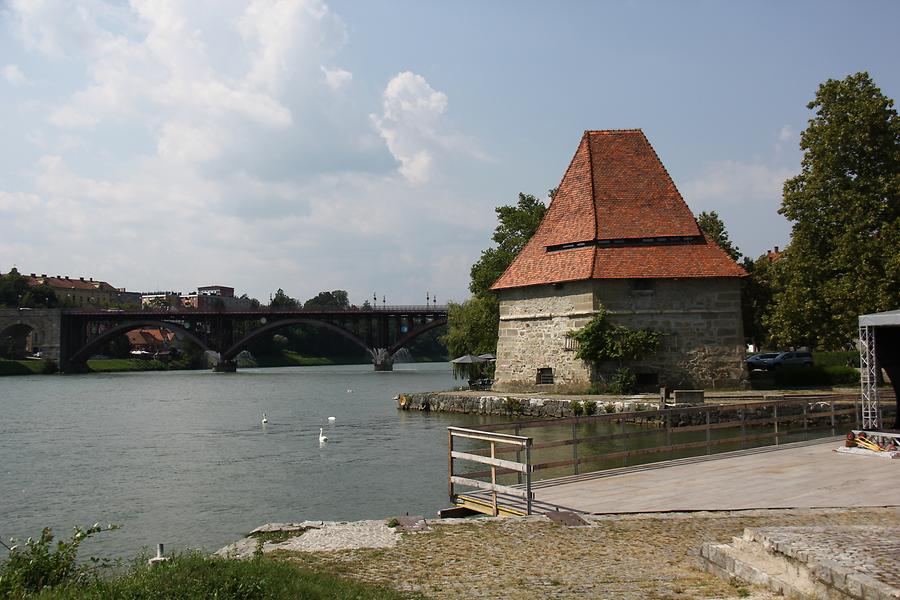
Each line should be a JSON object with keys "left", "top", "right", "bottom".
{"left": 447, "top": 427, "right": 533, "bottom": 516}
{"left": 447, "top": 393, "right": 893, "bottom": 515}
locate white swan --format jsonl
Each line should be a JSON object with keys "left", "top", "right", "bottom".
{"left": 319, "top": 427, "right": 328, "bottom": 443}
{"left": 261, "top": 413, "right": 268, "bottom": 425}
{"left": 346, "top": 389, "right": 353, "bottom": 393}
{"left": 327, "top": 416, "right": 336, "bottom": 422}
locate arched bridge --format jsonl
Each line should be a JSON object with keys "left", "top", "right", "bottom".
{"left": 0, "top": 306, "right": 447, "bottom": 373}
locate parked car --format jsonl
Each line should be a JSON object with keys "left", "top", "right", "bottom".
{"left": 746, "top": 351, "right": 813, "bottom": 371}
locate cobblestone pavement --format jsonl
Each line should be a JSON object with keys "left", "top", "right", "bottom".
{"left": 279, "top": 507, "right": 900, "bottom": 600}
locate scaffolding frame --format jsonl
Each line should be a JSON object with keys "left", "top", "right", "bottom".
{"left": 858, "top": 323, "right": 880, "bottom": 429}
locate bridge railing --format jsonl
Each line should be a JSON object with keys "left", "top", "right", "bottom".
{"left": 63, "top": 305, "right": 448, "bottom": 315}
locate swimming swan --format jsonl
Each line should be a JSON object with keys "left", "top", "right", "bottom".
{"left": 327, "top": 416, "right": 336, "bottom": 422}
{"left": 261, "top": 413, "right": 268, "bottom": 425}
{"left": 319, "top": 427, "right": 328, "bottom": 443}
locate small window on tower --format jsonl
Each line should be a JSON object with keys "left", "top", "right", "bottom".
{"left": 536, "top": 368, "right": 554, "bottom": 385}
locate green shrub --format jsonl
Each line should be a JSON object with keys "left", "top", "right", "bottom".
{"left": 603, "top": 402, "right": 617, "bottom": 413}
{"left": 607, "top": 367, "right": 636, "bottom": 395}
{"left": 570, "top": 400, "right": 584, "bottom": 416}
{"left": 814, "top": 351, "right": 859, "bottom": 368}
{"left": 502, "top": 397, "right": 522, "bottom": 415}
{"left": 583, "top": 400, "right": 597, "bottom": 416}
{"left": 0, "top": 523, "right": 118, "bottom": 597}
{"left": 772, "top": 365, "right": 859, "bottom": 387}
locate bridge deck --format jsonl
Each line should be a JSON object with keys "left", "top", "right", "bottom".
{"left": 461, "top": 438, "right": 899, "bottom": 515}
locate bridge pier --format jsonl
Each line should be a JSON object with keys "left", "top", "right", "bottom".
{"left": 213, "top": 359, "right": 237, "bottom": 373}
{"left": 372, "top": 348, "right": 393, "bottom": 371}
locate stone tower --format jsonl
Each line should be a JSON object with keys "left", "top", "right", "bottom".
{"left": 491, "top": 130, "right": 746, "bottom": 392}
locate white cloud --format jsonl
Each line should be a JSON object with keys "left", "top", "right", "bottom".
{"left": 0, "top": 2, "right": 491, "bottom": 304}
{"left": 2, "top": 64, "right": 28, "bottom": 86}
{"left": 371, "top": 71, "right": 448, "bottom": 184}
{"left": 682, "top": 160, "right": 793, "bottom": 206}
{"left": 321, "top": 65, "right": 352, "bottom": 90}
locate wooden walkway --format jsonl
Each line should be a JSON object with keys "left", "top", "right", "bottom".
{"left": 461, "top": 438, "right": 900, "bottom": 515}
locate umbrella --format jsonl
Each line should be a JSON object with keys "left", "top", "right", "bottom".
{"left": 477, "top": 353, "right": 496, "bottom": 361}
{"left": 450, "top": 354, "right": 488, "bottom": 364}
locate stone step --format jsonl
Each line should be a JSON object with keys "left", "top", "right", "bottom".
{"left": 700, "top": 526, "right": 900, "bottom": 600}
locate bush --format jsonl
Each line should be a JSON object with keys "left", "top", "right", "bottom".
{"left": 0, "top": 523, "right": 118, "bottom": 597}
{"left": 582, "top": 400, "right": 597, "bottom": 416}
{"left": 771, "top": 365, "right": 859, "bottom": 387}
{"left": 603, "top": 402, "right": 617, "bottom": 413}
{"left": 570, "top": 400, "right": 584, "bottom": 416}
{"left": 814, "top": 351, "right": 859, "bottom": 368}
{"left": 607, "top": 367, "right": 636, "bottom": 395}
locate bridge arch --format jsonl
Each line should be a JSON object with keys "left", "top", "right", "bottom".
{"left": 387, "top": 317, "right": 448, "bottom": 357}
{"left": 0, "top": 308, "right": 61, "bottom": 360}
{"left": 67, "top": 320, "right": 211, "bottom": 366}
{"left": 222, "top": 318, "right": 372, "bottom": 362}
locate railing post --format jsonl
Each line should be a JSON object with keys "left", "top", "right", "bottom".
{"left": 830, "top": 400, "right": 836, "bottom": 436}
{"left": 621, "top": 417, "right": 628, "bottom": 467}
{"left": 572, "top": 421, "right": 579, "bottom": 476}
{"left": 515, "top": 424, "right": 522, "bottom": 485}
{"left": 705, "top": 408, "right": 711, "bottom": 455}
{"left": 447, "top": 429, "right": 454, "bottom": 500}
{"left": 740, "top": 406, "right": 746, "bottom": 449}
{"left": 802, "top": 403, "right": 808, "bottom": 441}
{"left": 490, "top": 440, "right": 498, "bottom": 517}
{"left": 773, "top": 404, "right": 779, "bottom": 446}
{"left": 525, "top": 439, "right": 533, "bottom": 515}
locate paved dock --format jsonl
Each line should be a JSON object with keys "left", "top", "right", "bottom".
{"left": 530, "top": 438, "right": 899, "bottom": 514}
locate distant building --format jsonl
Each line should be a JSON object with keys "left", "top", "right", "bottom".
{"left": 180, "top": 285, "right": 254, "bottom": 311}
{"left": 24, "top": 273, "right": 137, "bottom": 307}
{"left": 491, "top": 130, "right": 746, "bottom": 391}
{"left": 141, "top": 291, "right": 182, "bottom": 308}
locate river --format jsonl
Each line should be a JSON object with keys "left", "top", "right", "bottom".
{"left": 0, "top": 363, "right": 500, "bottom": 559}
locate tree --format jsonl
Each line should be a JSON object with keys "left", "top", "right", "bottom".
{"left": 697, "top": 211, "right": 742, "bottom": 262}
{"left": 740, "top": 254, "right": 777, "bottom": 348}
{"left": 20, "top": 284, "right": 58, "bottom": 308}
{"left": 446, "top": 191, "right": 550, "bottom": 359}
{"left": 0, "top": 268, "right": 30, "bottom": 308}
{"left": 269, "top": 289, "right": 299, "bottom": 309}
{"left": 767, "top": 72, "right": 900, "bottom": 348}
{"left": 303, "top": 290, "right": 350, "bottom": 310}
{"left": 469, "top": 192, "right": 549, "bottom": 296}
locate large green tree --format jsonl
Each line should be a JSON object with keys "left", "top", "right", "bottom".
{"left": 767, "top": 72, "right": 900, "bottom": 348}
{"left": 303, "top": 290, "right": 350, "bottom": 310}
{"left": 697, "top": 210, "right": 742, "bottom": 262}
{"left": 444, "top": 191, "right": 550, "bottom": 360}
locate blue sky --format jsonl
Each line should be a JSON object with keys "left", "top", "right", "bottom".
{"left": 1, "top": 0, "right": 898, "bottom": 304}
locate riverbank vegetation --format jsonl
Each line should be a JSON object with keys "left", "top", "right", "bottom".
{"left": 0, "top": 524, "right": 419, "bottom": 600}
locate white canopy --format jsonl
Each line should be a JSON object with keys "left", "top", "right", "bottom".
{"left": 859, "top": 309, "right": 900, "bottom": 327}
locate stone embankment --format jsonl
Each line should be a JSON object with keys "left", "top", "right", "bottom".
{"left": 396, "top": 390, "right": 657, "bottom": 418}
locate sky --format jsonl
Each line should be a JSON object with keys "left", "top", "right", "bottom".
{"left": 1, "top": 0, "right": 898, "bottom": 305}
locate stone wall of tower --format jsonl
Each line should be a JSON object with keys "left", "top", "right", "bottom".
{"left": 492, "top": 278, "right": 745, "bottom": 392}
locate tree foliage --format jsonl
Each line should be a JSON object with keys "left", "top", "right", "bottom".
{"left": 269, "top": 288, "right": 299, "bottom": 309}
{"left": 697, "top": 210, "right": 742, "bottom": 262}
{"left": 0, "top": 268, "right": 58, "bottom": 308}
{"left": 767, "top": 72, "right": 900, "bottom": 348}
{"left": 469, "top": 192, "right": 548, "bottom": 296}
{"left": 740, "top": 254, "right": 777, "bottom": 347}
{"left": 446, "top": 191, "right": 549, "bottom": 359}
{"left": 570, "top": 307, "right": 661, "bottom": 364}
{"left": 303, "top": 290, "right": 350, "bottom": 310}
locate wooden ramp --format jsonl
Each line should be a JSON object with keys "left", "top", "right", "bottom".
{"left": 456, "top": 437, "right": 900, "bottom": 516}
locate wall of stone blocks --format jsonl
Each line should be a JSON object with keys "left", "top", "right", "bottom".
{"left": 494, "top": 281, "right": 596, "bottom": 392}
{"left": 492, "top": 278, "right": 745, "bottom": 392}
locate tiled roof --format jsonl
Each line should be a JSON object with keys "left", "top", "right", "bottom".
{"left": 25, "top": 275, "right": 117, "bottom": 291}
{"left": 492, "top": 130, "right": 746, "bottom": 290}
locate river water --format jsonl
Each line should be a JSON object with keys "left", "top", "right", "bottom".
{"left": 0, "top": 363, "right": 499, "bottom": 559}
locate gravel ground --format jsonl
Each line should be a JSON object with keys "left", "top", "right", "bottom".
{"left": 272, "top": 507, "right": 900, "bottom": 599}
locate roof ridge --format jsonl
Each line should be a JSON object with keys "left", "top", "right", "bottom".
{"left": 584, "top": 128, "right": 644, "bottom": 134}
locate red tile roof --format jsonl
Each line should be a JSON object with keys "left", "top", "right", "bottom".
{"left": 492, "top": 130, "right": 746, "bottom": 290}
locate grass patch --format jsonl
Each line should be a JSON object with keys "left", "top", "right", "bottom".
{"left": 27, "top": 553, "right": 421, "bottom": 599}
{"left": 750, "top": 364, "right": 859, "bottom": 388}
{"left": 86, "top": 359, "right": 168, "bottom": 373}
{"left": 0, "top": 358, "right": 46, "bottom": 375}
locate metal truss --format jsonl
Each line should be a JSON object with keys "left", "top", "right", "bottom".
{"left": 858, "top": 324, "right": 880, "bottom": 429}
